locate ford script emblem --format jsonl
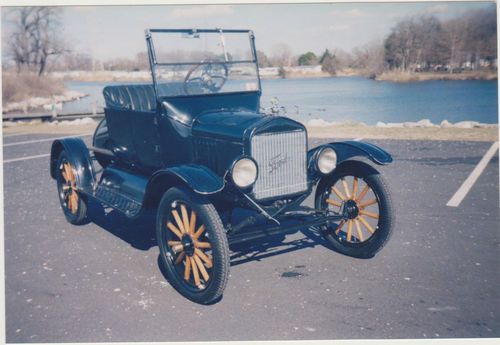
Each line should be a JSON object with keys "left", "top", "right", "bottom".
{"left": 268, "top": 153, "right": 288, "bottom": 174}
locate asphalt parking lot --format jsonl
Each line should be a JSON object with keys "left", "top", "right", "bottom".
{"left": 3, "top": 130, "right": 499, "bottom": 342}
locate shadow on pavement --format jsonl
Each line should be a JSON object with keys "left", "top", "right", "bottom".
{"left": 87, "top": 200, "right": 157, "bottom": 251}
{"left": 86, "top": 200, "right": 336, "bottom": 266}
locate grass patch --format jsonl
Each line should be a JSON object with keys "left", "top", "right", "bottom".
{"left": 376, "top": 70, "right": 498, "bottom": 82}
{"left": 2, "top": 71, "right": 65, "bottom": 104}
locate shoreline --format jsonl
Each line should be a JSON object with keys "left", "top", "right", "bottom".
{"left": 3, "top": 118, "right": 497, "bottom": 142}
{"left": 2, "top": 90, "right": 88, "bottom": 114}
{"left": 47, "top": 69, "right": 498, "bottom": 83}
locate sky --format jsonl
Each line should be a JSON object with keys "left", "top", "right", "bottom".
{"left": 1, "top": 2, "right": 496, "bottom": 61}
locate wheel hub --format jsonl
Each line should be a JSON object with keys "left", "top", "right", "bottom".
{"left": 344, "top": 199, "right": 359, "bottom": 219}
{"left": 181, "top": 234, "right": 195, "bottom": 256}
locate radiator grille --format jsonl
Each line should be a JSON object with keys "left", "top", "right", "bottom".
{"left": 251, "top": 130, "right": 307, "bottom": 200}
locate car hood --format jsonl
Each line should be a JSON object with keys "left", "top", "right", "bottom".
{"left": 192, "top": 111, "right": 269, "bottom": 142}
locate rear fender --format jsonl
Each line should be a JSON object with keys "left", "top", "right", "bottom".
{"left": 50, "top": 138, "right": 95, "bottom": 191}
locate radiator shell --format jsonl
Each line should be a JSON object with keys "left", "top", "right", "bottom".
{"left": 250, "top": 130, "right": 308, "bottom": 200}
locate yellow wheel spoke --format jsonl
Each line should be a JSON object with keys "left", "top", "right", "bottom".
{"left": 332, "top": 186, "right": 346, "bottom": 201}
{"left": 180, "top": 204, "right": 190, "bottom": 235}
{"left": 326, "top": 199, "right": 342, "bottom": 207}
{"left": 174, "top": 252, "right": 185, "bottom": 265}
{"left": 346, "top": 220, "right": 353, "bottom": 242}
{"left": 166, "top": 222, "right": 183, "bottom": 239}
{"left": 184, "top": 256, "right": 191, "bottom": 281}
{"left": 172, "top": 244, "right": 184, "bottom": 253}
{"left": 67, "top": 192, "right": 73, "bottom": 211}
{"left": 171, "top": 209, "right": 186, "bottom": 233}
{"left": 342, "top": 179, "right": 351, "bottom": 199}
{"left": 358, "top": 215, "right": 375, "bottom": 234}
{"left": 62, "top": 170, "right": 69, "bottom": 182}
{"left": 70, "top": 192, "right": 78, "bottom": 213}
{"left": 356, "top": 184, "right": 370, "bottom": 203}
{"left": 193, "top": 224, "right": 206, "bottom": 239}
{"left": 190, "top": 256, "right": 201, "bottom": 287}
{"left": 359, "top": 210, "right": 379, "bottom": 219}
{"left": 189, "top": 211, "right": 197, "bottom": 234}
{"left": 194, "top": 240, "right": 211, "bottom": 249}
{"left": 63, "top": 164, "right": 70, "bottom": 179}
{"left": 335, "top": 220, "right": 345, "bottom": 235}
{"left": 193, "top": 254, "right": 210, "bottom": 282}
{"left": 359, "top": 199, "right": 378, "bottom": 209}
{"left": 352, "top": 177, "right": 358, "bottom": 200}
{"left": 354, "top": 218, "right": 364, "bottom": 242}
{"left": 195, "top": 248, "right": 213, "bottom": 268}
{"left": 65, "top": 163, "right": 74, "bottom": 182}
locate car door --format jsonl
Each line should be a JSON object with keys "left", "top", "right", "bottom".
{"left": 130, "top": 110, "right": 164, "bottom": 170}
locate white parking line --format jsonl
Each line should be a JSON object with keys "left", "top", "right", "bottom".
{"left": 446, "top": 141, "right": 499, "bottom": 207}
{"left": 3, "top": 153, "right": 50, "bottom": 164}
{"left": 2, "top": 133, "right": 92, "bottom": 147}
{"left": 2, "top": 132, "right": 30, "bottom": 138}
{"left": 353, "top": 138, "right": 363, "bottom": 141}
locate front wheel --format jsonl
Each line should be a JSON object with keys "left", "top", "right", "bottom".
{"left": 156, "top": 186, "right": 230, "bottom": 304}
{"left": 315, "top": 161, "right": 394, "bottom": 258}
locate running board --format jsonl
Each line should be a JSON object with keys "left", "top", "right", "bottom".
{"left": 94, "top": 184, "right": 142, "bottom": 217}
{"left": 90, "top": 166, "right": 148, "bottom": 218}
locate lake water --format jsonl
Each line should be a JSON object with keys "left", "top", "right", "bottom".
{"left": 63, "top": 77, "right": 498, "bottom": 125}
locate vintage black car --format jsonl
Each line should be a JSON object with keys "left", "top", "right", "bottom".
{"left": 50, "top": 29, "right": 394, "bottom": 304}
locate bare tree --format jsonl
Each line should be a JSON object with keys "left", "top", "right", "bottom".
{"left": 443, "top": 17, "right": 466, "bottom": 72}
{"left": 8, "top": 7, "right": 65, "bottom": 75}
{"left": 270, "top": 43, "right": 293, "bottom": 67}
{"left": 349, "top": 43, "right": 385, "bottom": 76}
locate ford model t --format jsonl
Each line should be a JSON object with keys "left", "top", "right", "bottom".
{"left": 50, "top": 29, "right": 394, "bottom": 304}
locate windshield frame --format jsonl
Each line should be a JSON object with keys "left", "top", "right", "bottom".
{"left": 145, "top": 28, "right": 262, "bottom": 99}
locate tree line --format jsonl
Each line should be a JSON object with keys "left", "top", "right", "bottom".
{"left": 266, "top": 4, "right": 496, "bottom": 76}
{"left": 384, "top": 5, "right": 496, "bottom": 73}
{"left": 3, "top": 5, "right": 496, "bottom": 77}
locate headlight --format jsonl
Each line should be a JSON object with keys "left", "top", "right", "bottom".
{"left": 231, "top": 157, "right": 258, "bottom": 188}
{"left": 317, "top": 147, "right": 337, "bottom": 174}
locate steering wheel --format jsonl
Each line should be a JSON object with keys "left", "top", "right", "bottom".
{"left": 183, "top": 61, "right": 228, "bottom": 95}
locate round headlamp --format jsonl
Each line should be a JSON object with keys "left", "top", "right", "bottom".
{"left": 317, "top": 147, "right": 337, "bottom": 174}
{"left": 231, "top": 157, "right": 258, "bottom": 188}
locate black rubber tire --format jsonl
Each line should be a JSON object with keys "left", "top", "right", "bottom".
{"left": 315, "top": 160, "right": 394, "bottom": 258}
{"left": 56, "top": 151, "right": 89, "bottom": 225}
{"left": 156, "top": 186, "right": 230, "bottom": 304}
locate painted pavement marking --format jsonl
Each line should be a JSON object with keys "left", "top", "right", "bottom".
{"left": 2, "top": 133, "right": 92, "bottom": 147}
{"left": 446, "top": 141, "right": 499, "bottom": 207}
{"left": 4, "top": 153, "right": 51, "bottom": 164}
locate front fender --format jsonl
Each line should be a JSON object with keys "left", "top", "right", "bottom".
{"left": 50, "top": 137, "right": 95, "bottom": 191}
{"left": 308, "top": 140, "right": 392, "bottom": 177}
{"left": 142, "top": 164, "right": 225, "bottom": 209}
{"left": 148, "top": 164, "right": 225, "bottom": 195}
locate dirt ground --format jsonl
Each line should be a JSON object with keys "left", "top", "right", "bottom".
{"left": 2, "top": 120, "right": 498, "bottom": 142}
{"left": 307, "top": 123, "right": 499, "bottom": 141}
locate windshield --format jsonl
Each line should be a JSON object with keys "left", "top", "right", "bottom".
{"left": 147, "top": 29, "right": 260, "bottom": 97}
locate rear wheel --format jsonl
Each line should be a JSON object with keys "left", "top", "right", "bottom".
{"left": 156, "top": 186, "right": 230, "bottom": 304}
{"left": 315, "top": 161, "right": 393, "bottom": 258}
{"left": 56, "top": 151, "right": 88, "bottom": 225}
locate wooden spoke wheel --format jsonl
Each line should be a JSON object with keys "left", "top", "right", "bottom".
{"left": 56, "top": 151, "right": 88, "bottom": 225}
{"left": 157, "top": 186, "right": 229, "bottom": 304}
{"left": 315, "top": 161, "right": 394, "bottom": 258}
